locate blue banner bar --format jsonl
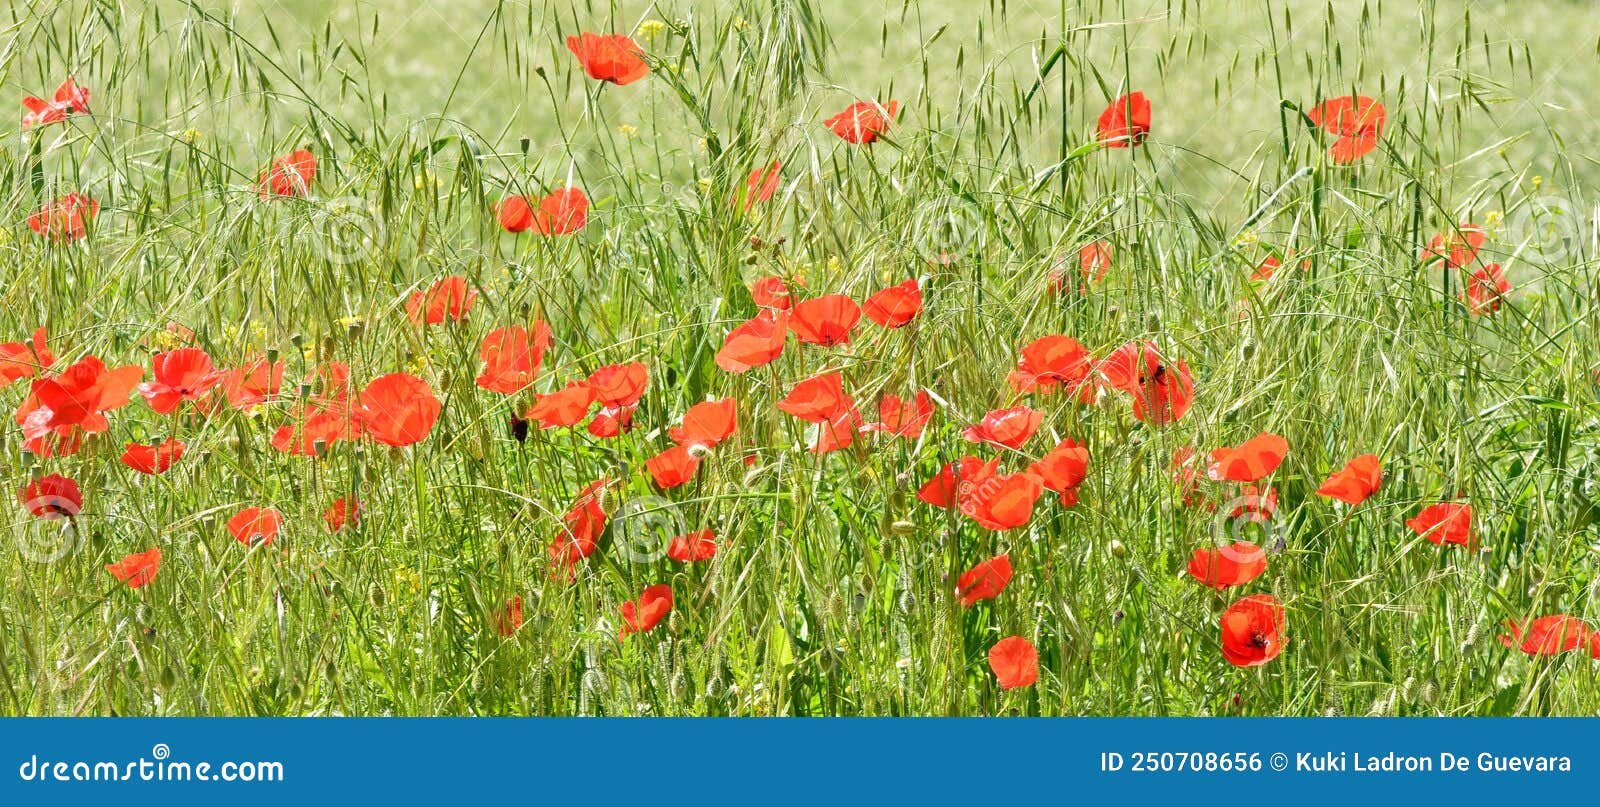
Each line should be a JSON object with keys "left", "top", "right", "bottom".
{"left": 1, "top": 718, "right": 1594, "bottom": 804}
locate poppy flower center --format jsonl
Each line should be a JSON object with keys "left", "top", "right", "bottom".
{"left": 1250, "top": 631, "right": 1271, "bottom": 648}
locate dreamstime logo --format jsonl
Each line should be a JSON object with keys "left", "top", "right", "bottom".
{"left": 1210, "top": 492, "right": 1288, "bottom": 554}
{"left": 14, "top": 496, "right": 83, "bottom": 564}
{"left": 1505, "top": 194, "right": 1588, "bottom": 264}
{"left": 910, "top": 196, "right": 984, "bottom": 262}
{"left": 307, "top": 196, "right": 385, "bottom": 266}
{"left": 611, "top": 495, "right": 685, "bottom": 563}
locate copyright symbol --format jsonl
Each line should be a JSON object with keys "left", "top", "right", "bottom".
{"left": 1270, "top": 752, "right": 1287, "bottom": 771}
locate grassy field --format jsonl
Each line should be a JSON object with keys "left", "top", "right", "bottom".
{"left": 2, "top": 0, "right": 1600, "bottom": 716}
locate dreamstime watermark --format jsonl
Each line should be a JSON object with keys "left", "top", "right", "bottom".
{"left": 16, "top": 743, "right": 284, "bottom": 784}
{"left": 610, "top": 495, "right": 686, "bottom": 563}
{"left": 1210, "top": 492, "right": 1289, "bottom": 554}
{"left": 13, "top": 494, "right": 83, "bottom": 564}
{"left": 1504, "top": 194, "right": 1590, "bottom": 264}
{"left": 910, "top": 196, "right": 984, "bottom": 262}
{"left": 306, "top": 195, "right": 385, "bottom": 266}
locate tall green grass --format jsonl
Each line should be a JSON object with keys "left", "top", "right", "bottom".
{"left": 1, "top": 0, "right": 1598, "bottom": 715}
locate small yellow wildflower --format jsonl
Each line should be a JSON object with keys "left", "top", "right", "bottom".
{"left": 179, "top": 128, "right": 202, "bottom": 144}
{"left": 1234, "top": 230, "right": 1259, "bottom": 246}
{"left": 638, "top": 19, "right": 666, "bottom": 39}
{"left": 697, "top": 177, "right": 713, "bottom": 193}
{"left": 617, "top": 124, "right": 638, "bottom": 138}
{"left": 1531, "top": 175, "right": 1543, "bottom": 192}
{"left": 1484, "top": 210, "right": 1504, "bottom": 228}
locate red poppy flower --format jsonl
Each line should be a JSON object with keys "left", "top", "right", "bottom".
{"left": 669, "top": 398, "right": 738, "bottom": 448}
{"left": 228, "top": 507, "right": 282, "bottom": 547}
{"left": 547, "top": 478, "right": 611, "bottom": 573}
{"left": 861, "top": 391, "right": 935, "bottom": 439}
{"left": 0, "top": 328, "right": 54, "bottom": 388}
{"left": 525, "top": 381, "right": 595, "bottom": 429}
{"left": 1498, "top": 615, "right": 1597, "bottom": 658}
{"left": 1220, "top": 594, "right": 1287, "bottom": 667}
{"left": 988, "top": 636, "right": 1039, "bottom": 689}
{"left": 324, "top": 497, "right": 359, "bottom": 533}
{"left": 406, "top": 275, "right": 477, "bottom": 325}
{"left": 962, "top": 406, "right": 1042, "bottom": 450}
{"left": 862, "top": 280, "right": 922, "bottom": 328}
{"left": 667, "top": 530, "right": 718, "bottom": 563}
{"left": 138, "top": 348, "right": 224, "bottom": 415}
{"left": 28, "top": 193, "right": 99, "bottom": 241}
{"left": 22, "top": 77, "right": 90, "bottom": 129}
{"left": 749, "top": 277, "right": 793, "bottom": 311}
{"left": 566, "top": 33, "right": 649, "bottom": 85}
{"left": 1307, "top": 96, "right": 1385, "bottom": 164}
{"left": 810, "top": 406, "right": 861, "bottom": 454}
{"left": 1316, "top": 454, "right": 1381, "bottom": 505}
{"left": 258, "top": 149, "right": 316, "bottom": 197}
{"left": 715, "top": 310, "right": 788, "bottom": 373}
{"left": 959, "top": 471, "right": 1045, "bottom": 531}
{"left": 587, "top": 404, "right": 637, "bottom": 438}
{"left": 956, "top": 554, "right": 1013, "bottom": 607}
{"left": 221, "top": 356, "right": 285, "bottom": 409}
{"left": 917, "top": 457, "right": 999, "bottom": 508}
{"left": 618, "top": 584, "right": 673, "bottom": 639}
{"left": 1187, "top": 542, "right": 1267, "bottom": 590}
{"left": 1424, "top": 224, "right": 1487, "bottom": 269}
{"left": 528, "top": 188, "right": 589, "bottom": 236}
{"left": 494, "top": 196, "right": 537, "bottom": 232}
{"left": 743, "top": 161, "right": 781, "bottom": 209}
{"left": 1465, "top": 263, "right": 1511, "bottom": 315}
{"left": 1207, "top": 432, "right": 1289, "bottom": 482}
{"left": 476, "top": 323, "right": 551, "bottom": 394}
{"left": 777, "top": 372, "right": 854, "bottom": 423}
{"left": 1007, "top": 335, "right": 1095, "bottom": 399}
{"left": 105, "top": 547, "right": 161, "bottom": 589}
{"left": 1097, "top": 92, "right": 1151, "bottom": 147}
{"left": 495, "top": 595, "right": 524, "bottom": 637}
{"left": 1406, "top": 502, "right": 1475, "bottom": 550}
{"left": 356, "top": 373, "right": 442, "bottom": 446}
{"left": 1252, "top": 252, "right": 1316, "bottom": 282}
{"left": 789, "top": 294, "right": 861, "bottom": 346}
{"left": 1029, "top": 438, "right": 1090, "bottom": 506}
{"left": 1098, "top": 341, "right": 1194, "bottom": 425}
{"left": 121, "top": 438, "right": 185, "bottom": 475}
{"left": 1080, "top": 241, "right": 1114, "bottom": 282}
{"left": 28, "top": 355, "right": 143, "bottom": 430}
{"left": 585, "top": 362, "right": 648, "bottom": 408}
{"left": 825, "top": 100, "right": 899, "bottom": 144}
{"left": 18, "top": 474, "right": 82, "bottom": 518}
{"left": 271, "top": 406, "right": 362, "bottom": 456}
{"left": 646, "top": 444, "right": 702, "bottom": 489}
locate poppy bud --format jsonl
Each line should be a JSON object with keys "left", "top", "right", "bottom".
{"left": 519, "top": 136, "right": 530, "bottom": 155}
{"left": 509, "top": 413, "right": 530, "bottom": 442}
{"left": 1109, "top": 539, "right": 1127, "bottom": 558}
{"left": 889, "top": 519, "right": 916, "bottom": 535}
